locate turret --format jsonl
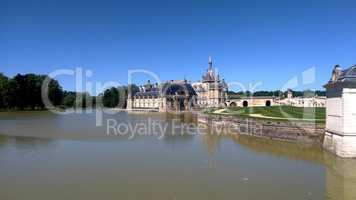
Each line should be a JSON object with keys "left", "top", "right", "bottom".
{"left": 287, "top": 89, "right": 293, "bottom": 99}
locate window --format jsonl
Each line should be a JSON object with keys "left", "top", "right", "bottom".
{"left": 265, "top": 100, "right": 271, "bottom": 107}
{"left": 243, "top": 101, "right": 248, "bottom": 107}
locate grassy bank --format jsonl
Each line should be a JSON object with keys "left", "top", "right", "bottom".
{"left": 205, "top": 106, "right": 326, "bottom": 122}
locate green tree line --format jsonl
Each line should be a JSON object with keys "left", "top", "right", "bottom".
{"left": 0, "top": 73, "right": 64, "bottom": 110}
{"left": 0, "top": 73, "right": 99, "bottom": 110}
{"left": 100, "top": 85, "right": 140, "bottom": 108}
{"left": 0, "top": 73, "right": 140, "bottom": 110}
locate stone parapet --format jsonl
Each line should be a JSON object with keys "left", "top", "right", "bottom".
{"left": 198, "top": 113, "right": 325, "bottom": 143}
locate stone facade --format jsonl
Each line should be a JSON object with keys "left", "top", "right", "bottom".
{"left": 324, "top": 65, "right": 356, "bottom": 158}
{"left": 279, "top": 89, "right": 326, "bottom": 107}
{"left": 225, "top": 96, "right": 277, "bottom": 107}
{"left": 284, "top": 96, "right": 326, "bottom": 107}
{"left": 225, "top": 91, "right": 325, "bottom": 108}
{"left": 192, "top": 56, "right": 228, "bottom": 108}
{"left": 227, "top": 90, "right": 327, "bottom": 108}
{"left": 127, "top": 80, "right": 197, "bottom": 112}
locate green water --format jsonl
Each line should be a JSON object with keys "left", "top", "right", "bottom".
{"left": 0, "top": 110, "right": 354, "bottom": 200}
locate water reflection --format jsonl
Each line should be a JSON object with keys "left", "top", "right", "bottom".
{"left": 201, "top": 132, "right": 356, "bottom": 200}
{"left": 0, "top": 135, "right": 56, "bottom": 155}
{"left": 324, "top": 155, "right": 356, "bottom": 200}
{"left": 1, "top": 111, "right": 356, "bottom": 200}
{"left": 200, "top": 128, "right": 324, "bottom": 161}
{"left": 0, "top": 134, "right": 8, "bottom": 147}
{"left": 201, "top": 133, "right": 221, "bottom": 157}
{"left": 235, "top": 135, "right": 325, "bottom": 164}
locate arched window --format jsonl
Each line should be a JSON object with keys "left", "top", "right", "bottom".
{"left": 243, "top": 101, "right": 248, "bottom": 107}
{"left": 265, "top": 100, "right": 271, "bottom": 107}
{"left": 230, "top": 102, "right": 237, "bottom": 107}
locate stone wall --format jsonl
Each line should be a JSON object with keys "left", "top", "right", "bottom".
{"left": 226, "top": 97, "right": 276, "bottom": 107}
{"left": 198, "top": 113, "right": 325, "bottom": 143}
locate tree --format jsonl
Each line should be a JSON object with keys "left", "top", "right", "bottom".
{"left": 74, "top": 92, "right": 93, "bottom": 108}
{"left": 101, "top": 85, "right": 139, "bottom": 108}
{"left": 117, "top": 86, "right": 128, "bottom": 108}
{"left": 11, "top": 74, "right": 27, "bottom": 109}
{"left": 103, "top": 87, "right": 119, "bottom": 108}
{"left": 23, "top": 74, "right": 42, "bottom": 109}
{"left": 0, "top": 73, "right": 64, "bottom": 110}
{"left": 63, "top": 91, "right": 76, "bottom": 107}
{"left": 0, "top": 72, "right": 142, "bottom": 110}
{"left": 0, "top": 73, "right": 9, "bottom": 109}
{"left": 4, "top": 78, "right": 17, "bottom": 109}
{"left": 47, "top": 77, "right": 64, "bottom": 107}
{"left": 127, "top": 84, "right": 140, "bottom": 96}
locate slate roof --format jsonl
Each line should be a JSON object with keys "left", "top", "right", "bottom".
{"left": 133, "top": 81, "right": 197, "bottom": 97}
{"left": 338, "top": 65, "right": 356, "bottom": 81}
{"left": 324, "top": 64, "right": 356, "bottom": 90}
{"left": 202, "top": 71, "right": 217, "bottom": 82}
{"left": 134, "top": 90, "right": 160, "bottom": 98}
{"left": 161, "top": 82, "right": 197, "bottom": 96}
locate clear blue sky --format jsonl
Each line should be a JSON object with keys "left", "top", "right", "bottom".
{"left": 1, "top": 0, "right": 356, "bottom": 94}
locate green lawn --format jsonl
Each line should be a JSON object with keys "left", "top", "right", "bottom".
{"left": 207, "top": 106, "right": 326, "bottom": 122}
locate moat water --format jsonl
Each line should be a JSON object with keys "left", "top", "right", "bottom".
{"left": 0, "top": 110, "right": 355, "bottom": 200}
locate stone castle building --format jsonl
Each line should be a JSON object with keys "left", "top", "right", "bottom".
{"left": 127, "top": 57, "right": 325, "bottom": 111}
{"left": 127, "top": 57, "right": 228, "bottom": 111}
{"left": 126, "top": 80, "right": 197, "bottom": 112}
{"left": 278, "top": 89, "right": 326, "bottom": 107}
{"left": 192, "top": 56, "right": 228, "bottom": 107}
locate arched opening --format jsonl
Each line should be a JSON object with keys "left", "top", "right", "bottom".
{"left": 178, "top": 97, "right": 185, "bottom": 110}
{"left": 162, "top": 82, "right": 197, "bottom": 111}
{"left": 265, "top": 100, "right": 271, "bottom": 107}
{"left": 230, "top": 102, "right": 237, "bottom": 107}
{"left": 243, "top": 101, "right": 248, "bottom": 107}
